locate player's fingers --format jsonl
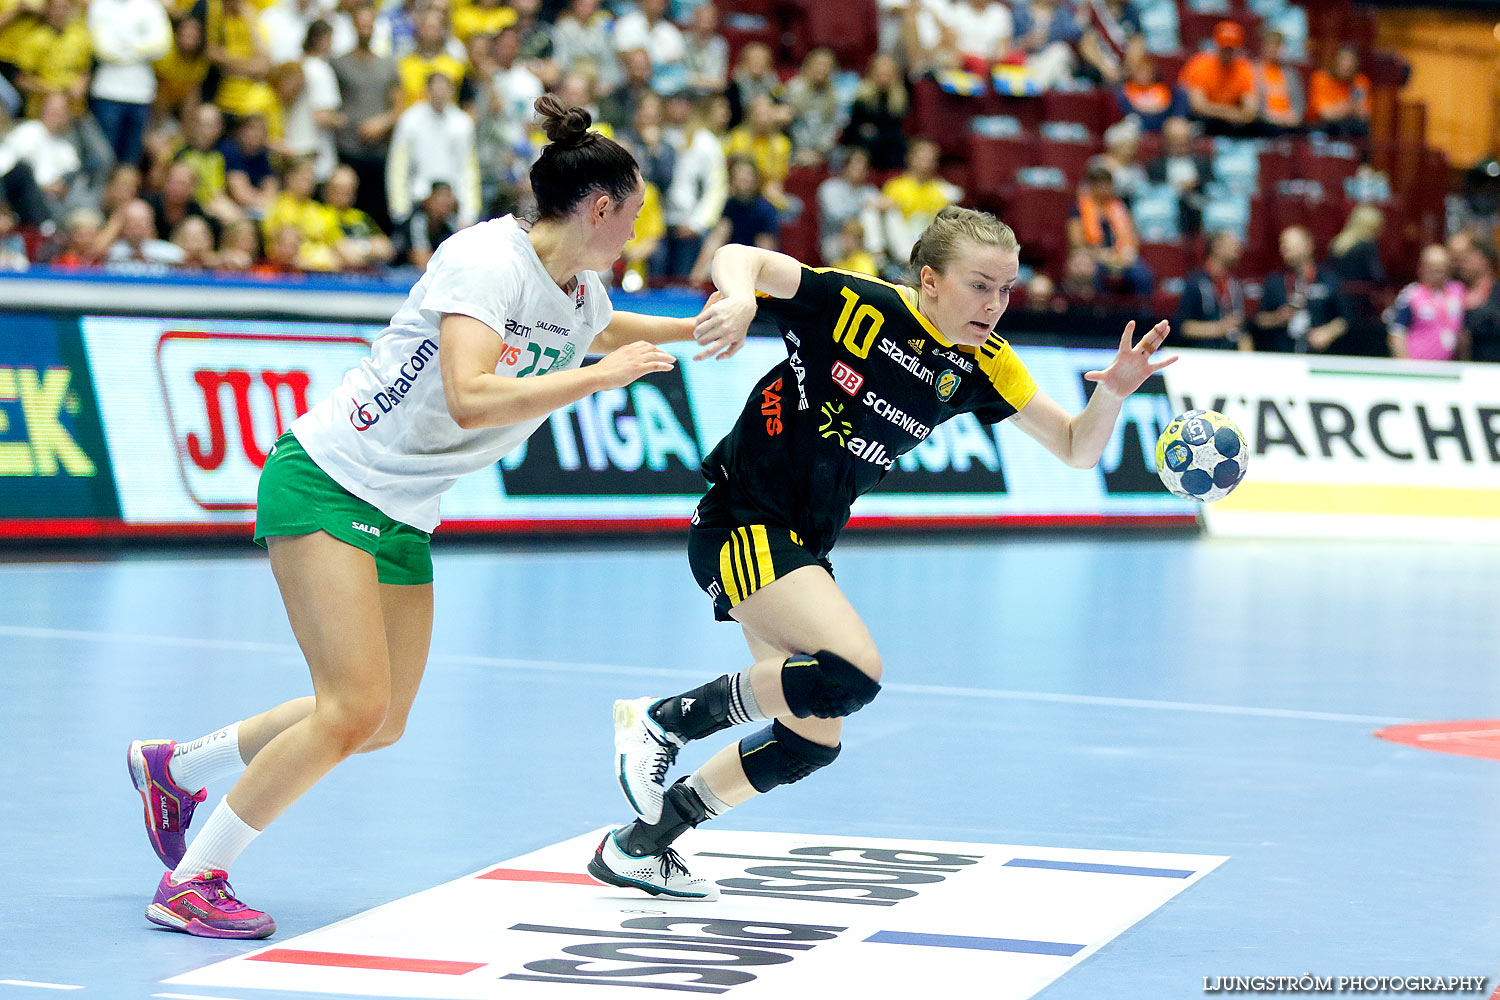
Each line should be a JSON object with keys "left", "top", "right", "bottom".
{"left": 1119, "top": 321, "right": 1135, "bottom": 351}
{"left": 1149, "top": 354, "right": 1179, "bottom": 371}
{"left": 1082, "top": 369, "right": 1103, "bottom": 382}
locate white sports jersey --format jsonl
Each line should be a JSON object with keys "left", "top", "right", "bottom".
{"left": 291, "top": 215, "right": 613, "bottom": 531}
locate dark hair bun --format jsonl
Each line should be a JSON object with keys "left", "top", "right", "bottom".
{"left": 535, "top": 94, "right": 594, "bottom": 149}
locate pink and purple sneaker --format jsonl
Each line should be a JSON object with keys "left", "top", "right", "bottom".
{"left": 146, "top": 869, "right": 275, "bottom": 939}
{"left": 127, "top": 739, "right": 205, "bottom": 869}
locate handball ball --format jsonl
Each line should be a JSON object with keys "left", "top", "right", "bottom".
{"left": 1155, "top": 409, "right": 1249, "bottom": 502}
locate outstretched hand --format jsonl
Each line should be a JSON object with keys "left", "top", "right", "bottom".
{"left": 692, "top": 291, "right": 755, "bottom": 361}
{"left": 1083, "top": 320, "right": 1176, "bottom": 399}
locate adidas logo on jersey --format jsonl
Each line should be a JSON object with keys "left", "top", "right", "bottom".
{"left": 908, "top": 338, "right": 924, "bottom": 353}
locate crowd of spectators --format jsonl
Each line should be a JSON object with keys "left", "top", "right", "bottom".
{"left": 0, "top": 0, "right": 1488, "bottom": 359}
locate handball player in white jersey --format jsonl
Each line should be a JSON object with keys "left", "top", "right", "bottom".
{"left": 124, "top": 95, "right": 741, "bottom": 938}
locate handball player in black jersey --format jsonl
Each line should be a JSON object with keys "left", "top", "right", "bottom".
{"left": 591, "top": 206, "right": 1176, "bottom": 897}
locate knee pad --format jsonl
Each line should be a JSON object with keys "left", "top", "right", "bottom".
{"left": 780, "top": 650, "right": 881, "bottom": 719}
{"left": 738, "top": 720, "right": 841, "bottom": 793}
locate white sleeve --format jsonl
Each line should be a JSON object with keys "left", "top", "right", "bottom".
{"left": 88, "top": 2, "right": 132, "bottom": 63}
{"left": 133, "top": 0, "right": 173, "bottom": 62}
{"left": 418, "top": 247, "right": 522, "bottom": 337}
{"left": 306, "top": 59, "right": 341, "bottom": 112}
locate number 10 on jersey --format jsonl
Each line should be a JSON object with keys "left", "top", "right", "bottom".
{"left": 831, "top": 287, "right": 885, "bottom": 359}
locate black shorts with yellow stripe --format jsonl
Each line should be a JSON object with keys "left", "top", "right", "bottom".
{"left": 687, "top": 492, "right": 832, "bottom": 623}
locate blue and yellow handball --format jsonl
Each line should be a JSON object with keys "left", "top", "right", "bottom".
{"left": 1155, "top": 409, "right": 1249, "bottom": 502}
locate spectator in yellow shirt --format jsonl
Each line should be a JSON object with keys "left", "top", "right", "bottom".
{"left": 260, "top": 156, "right": 339, "bottom": 268}
{"left": 172, "top": 103, "right": 243, "bottom": 224}
{"left": 830, "top": 217, "right": 878, "bottom": 276}
{"left": 452, "top": 0, "right": 515, "bottom": 45}
{"left": 322, "top": 163, "right": 394, "bottom": 268}
{"left": 15, "top": 0, "right": 90, "bottom": 117}
{"left": 722, "top": 93, "right": 790, "bottom": 210}
{"left": 0, "top": 0, "right": 43, "bottom": 86}
{"left": 154, "top": 16, "right": 211, "bottom": 121}
{"left": 397, "top": 7, "right": 464, "bottom": 107}
{"left": 211, "top": 0, "right": 276, "bottom": 119}
{"left": 881, "top": 137, "right": 961, "bottom": 261}
{"left": 615, "top": 135, "right": 663, "bottom": 288}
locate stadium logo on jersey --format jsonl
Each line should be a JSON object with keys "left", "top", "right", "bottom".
{"left": 862, "top": 390, "right": 931, "bottom": 440}
{"left": 933, "top": 347, "right": 975, "bottom": 373}
{"left": 788, "top": 351, "right": 810, "bottom": 410}
{"left": 831, "top": 360, "right": 864, "bottom": 396}
{"left": 936, "top": 370, "right": 961, "bottom": 402}
{"left": 847, "top": 436, "right": 897, "bottom": 469}
{"left": 819, "top": 401, "right": 852, "bottom": 445}
{"left": 761, "top": 377, "right": 784, "bottom": 435}
{"left": 908, "top": 338, "right": 925, "bottom": 353}
{"left": 877, "top": 339, "right": 935, "bottom": 385}
{"left": 347, "top": 337, "right": 439, "bottom": 432}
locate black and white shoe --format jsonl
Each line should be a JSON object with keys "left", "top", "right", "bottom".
{"left": 613, "top": 697, "right": 683, "bottom": 823}
{"left": 588, "top": 829, "right": 718, "bottom": 900}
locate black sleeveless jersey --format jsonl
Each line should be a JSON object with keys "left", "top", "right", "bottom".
{"left": 700, "top": 266, "right": 1038, "bottom": 555}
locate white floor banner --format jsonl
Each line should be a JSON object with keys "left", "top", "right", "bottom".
{"left": 167, "top": 829, "right": 1225, "bottom": 999}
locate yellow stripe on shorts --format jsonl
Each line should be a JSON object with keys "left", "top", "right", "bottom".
{"left": 749, "top": 525, "right": 776, "bottom": 590}
{"left": 719, "top": 538, "right": 744, "bottom": 606}
{"left": 734, "top": 527, "right": 758, "bottom": 594}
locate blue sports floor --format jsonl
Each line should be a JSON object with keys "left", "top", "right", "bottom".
{"left": 1, "top": 534, "right": 1498, "bottom": 998}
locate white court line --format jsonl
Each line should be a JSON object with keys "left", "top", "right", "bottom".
{"left": 0, "top": 623, "right": 1413, "bottom": 725}
{"left": 153, "top": 993, "right": 246, "bottom": 1000}
{"left": 0, "top": 982, "right": 84, "bottom": 991}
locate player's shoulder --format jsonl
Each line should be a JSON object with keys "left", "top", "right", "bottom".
{"left": 433, "top": 217, "right": 528, "bottom": 274}
{"left": 973, "top": 332, "right": 1038, "bottom": 409}
{"left": 806, "top": 266, "right": 916, "bottom": 311}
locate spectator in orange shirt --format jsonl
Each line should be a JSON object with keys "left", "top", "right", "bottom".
{"left": 1309, "top": 44, "right": 1370, "bottom": 139}
{"left": 1178, "top": 20, "right": 1256, "bottom": 136}
{"left": 1115, "top": 43, "right": 1187, "bottom": 132}
{"left": 1252, "top": 28, "right": 1304, "bottom": 135}
{"left": 1068, "top": 163, "right": 1153, "bottom": 295}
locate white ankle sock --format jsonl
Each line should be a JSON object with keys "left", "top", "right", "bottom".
{"left": 686, "top": 771, "right": 733, "bottom": 818}
{"left": 168, "top": 722, "right": 246, "bottom": 793}
{"left": 172, "top": 797, "right": 260, "bottom": 882}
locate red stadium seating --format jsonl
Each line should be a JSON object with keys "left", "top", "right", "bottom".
{"left": 969, "top": 133, "right": 1034, "bottom": 203}
{"left": 911, "top": 79, "right": 979, "bottom": 159}
{"left": 1138, "top": 241, "right": 1187, "bottom": 284}
{"left": 781, "top": 0, "right": 878, "bottom": 69}
{"left": 1037, "top": 136, "right": 1100, "bottom": 189}
{"left": 1004, "top": 184, "right": 1075, "bottom": 274}
{"left": 1041, "top": 90, "right": 1115, "bottom": 132}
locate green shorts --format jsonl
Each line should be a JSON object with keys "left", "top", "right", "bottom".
{"left": 254, "top": 432, "right": 434, "bottom": 586}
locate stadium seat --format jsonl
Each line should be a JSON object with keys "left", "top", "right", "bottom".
{"left": 1300, "top": 141, "right": 1361, "bottom": 197}
{"left": 912, "top": 78, "right": 980, "bottom": 159}
{"left": 1041, "top": 90, "right": 1113, "bottom": 133}
{"left": 1176, "top": 10, "right": 1221, "bottom": 52}
{"left": 781, "top": 0, "right": 878, "bottom": 69}
{"left": 1139, "top": 240, "right": 1188, "bottom": 283}
{"left": 1037, "top": 144, "right": 1098, "bottom": 191}
{"left": 1004, "top": 179, "right": 1075, "bottom": 273}
{"left": 969, "top": 132, "right": 1034, "bottom": 202}
{"left": 1132, "top": 184, "right": 1183, "bottom": 242}
{"left": 1137, "top": 0, "right": 1182, "bottom": 54}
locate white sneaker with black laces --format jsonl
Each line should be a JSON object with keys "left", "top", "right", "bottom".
{"left": 613, "top": 697, "right": 683, "bottom": 823}
{"left": 588, "top": 828, "right": 718, "bottom": 900}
